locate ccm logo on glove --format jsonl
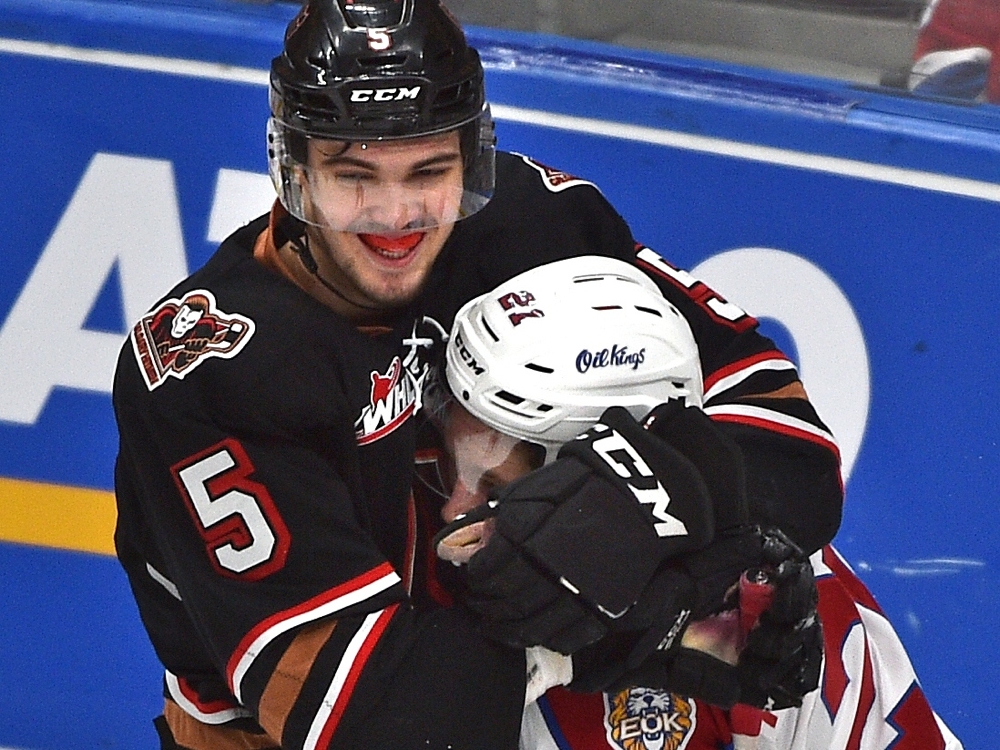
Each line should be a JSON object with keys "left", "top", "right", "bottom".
{"left": 582, "top": 423, "right": 688, "bottom": 538}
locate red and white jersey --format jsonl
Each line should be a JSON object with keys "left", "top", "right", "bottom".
{"left": 519, "top": 545, "right": 962, "bottom": 750}
{"left": 753, "top": 546, "right": 962, "bottom": 750}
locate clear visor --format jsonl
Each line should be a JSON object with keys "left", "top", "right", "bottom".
{"left": 267, "top": 108, "right": 495, "bottom": 233}
{"left": 425, "top": 390, "right": 535, "bottom": 517}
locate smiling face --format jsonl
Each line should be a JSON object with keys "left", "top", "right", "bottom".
{"left": 296, "top": 131, "right": 464, "bottom": 317}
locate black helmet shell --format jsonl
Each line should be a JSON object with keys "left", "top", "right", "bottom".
{"left": 271, "top": 0, "right": 486, "bottom": 140}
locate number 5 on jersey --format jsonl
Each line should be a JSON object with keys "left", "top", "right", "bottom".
{"left": 172, "top": 438, "right": 291, "bottom": 580}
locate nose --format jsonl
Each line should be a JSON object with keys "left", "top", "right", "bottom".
{"left": 441, "top": 478, "right": 487, "bottom": 523}
{"left": 355, "top": 182, "right": 433, "bottom": 231}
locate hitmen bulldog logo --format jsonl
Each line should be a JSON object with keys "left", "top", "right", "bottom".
{"left": 605, "top": 688, "right": 696, "bottom": 750}
{"left": 130, "top": 290, "right": 255, "bottom": 391}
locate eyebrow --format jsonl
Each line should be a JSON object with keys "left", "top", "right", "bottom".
{"left": 320, "top": 151, "right": 462, "bottom": 171}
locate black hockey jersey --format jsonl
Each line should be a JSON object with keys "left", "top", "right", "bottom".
{"left": 113, "top": 151, "right": 842, "bottom": 750}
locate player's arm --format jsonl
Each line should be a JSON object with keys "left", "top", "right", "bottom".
{"left": 115, "top": 408, "right": 526, "bottom": 750}
{"left": 635, "top": 246, "right": 843, "bottom": 554}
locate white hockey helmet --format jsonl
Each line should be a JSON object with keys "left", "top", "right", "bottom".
{"left": 444, "top": 255, "right": 703, "bottom": 463}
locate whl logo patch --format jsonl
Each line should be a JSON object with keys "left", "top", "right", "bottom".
{"left": 130, "top": 289, "right": 254, "bottom": 391}
{"left": 355, "top": 356, "right": 417, "bottom": 446}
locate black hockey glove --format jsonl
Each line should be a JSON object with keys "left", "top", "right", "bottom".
{"left": 736, "top": 529, "right": 823, "bottom": 710}
{"left": 463, "top": 402, "right": 750, "bottom": 655}
{"left": 569, "top": 527, "right": 820, "bottom": 711}
{"left": 566, "top": 525, "right": 764, "bottom": 707}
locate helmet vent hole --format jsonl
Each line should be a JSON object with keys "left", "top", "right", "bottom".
{"left": 524, "top": 363, "right": 554, "bottom": 374}
{"left": 592, "top": 305, "right": 622, "bottom": 311}
{"left": 357, "top": 54, "right": 407, "bottom": 68}
{"left": 635, "top": 305, "right": 664, "bottom": 317}
{"left": 494, "top": 391, "right": 524, "bottom": 405}
{"left": 537, "top": 404, "right": 554, "bottom": 413}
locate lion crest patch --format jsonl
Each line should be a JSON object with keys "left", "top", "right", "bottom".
{"left": 604, "top": 687, "right": 696, "bottom": 750}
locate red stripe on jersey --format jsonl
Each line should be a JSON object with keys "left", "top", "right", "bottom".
{"left": 226, "top": 562, "right": 399, "bottom": 697}
{"left": 708, "top": 408, "right": 842, "bottom": 472}
{"left": 703, "top": 350, "right": 795, "bottom": 396}
{"left": 313, "top": 603, "right": 399, "bottom": 749}
{"left": 822, "top": 546, "right": 883, "bottom": 615}
{"left": 845, "top": 641, "right": 877, "bottom": 750}
{"left": 175, "top": 675, "right": 240, "bottom": 714}
{"left": 816, "top": 573, "right": 863, "bottom": 719}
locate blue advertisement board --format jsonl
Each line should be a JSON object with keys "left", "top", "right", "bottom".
{"left": 0, "top": 1, "right": 997, "bottom": 748}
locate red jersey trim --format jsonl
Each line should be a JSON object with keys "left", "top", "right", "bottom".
{"left": 703, "top": 351, "right": 797, "bottom": 402}
{"left": 165, "top": 671, "right": 252, "bottom": 725}
{"left": 704, "top": 403, "right": 841, "bottom": 463}
{"left": 226, "top": 562, "right": 400, "bottom": 702}
{"left": 305, "top": 603, "right": 399, "bottom": 750}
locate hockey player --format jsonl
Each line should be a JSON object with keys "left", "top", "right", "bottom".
{"left": 112, "top": 0, "right": 843, "bottom": 747}
{"left": 430, "top": 256, "right": 963, "bottom": 750}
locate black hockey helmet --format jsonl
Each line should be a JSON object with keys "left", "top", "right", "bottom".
{"left": 271, "top": 0, "right": 486, "bottom": 139}
{"left": 267, "top": 0, "right": 496, "bottom": 230}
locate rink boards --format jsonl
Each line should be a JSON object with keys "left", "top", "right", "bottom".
{"left": 0, "top": 0, "right": 997, "bottom": 747}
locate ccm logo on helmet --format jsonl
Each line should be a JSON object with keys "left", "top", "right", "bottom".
{"left": 454, "top": 331, "right": 485, "bottom": 376}
{"left": 349, "top": 87, "right": 422, "bottom": 102}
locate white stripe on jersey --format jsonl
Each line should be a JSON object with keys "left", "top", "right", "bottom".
{"left": 165, "top": 671, "right": 253, "bottom": 724}
{"left": 703, "top": 357, "right": 798, "bottom": 403}
{"left": 704, "top": 403, "right": 839, "bottom": 455}
{"left": 229, "top": 566, "right": 400, "bottom": 702}
{"left": 146, "top": 562, "right": 181, "bottom": 601}
{"left": 303, "top": 608, "right": 391, "bottom": 750}
{"left": 520, "top": 700, "right": 563, "bottom": 750}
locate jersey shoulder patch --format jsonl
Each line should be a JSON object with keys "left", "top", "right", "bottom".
{"left": 130, "top": 289, "right": 255, "bottom": 391}
{"left": 513, "top": 153, "right": 600, "bottom": 193}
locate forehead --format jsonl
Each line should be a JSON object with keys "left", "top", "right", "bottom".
{"left": 308, "top": 129, "right": 461, "bottom": 162}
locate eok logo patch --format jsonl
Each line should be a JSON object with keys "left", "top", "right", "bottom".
{"left": 605, "top": 688, "right": 696, "bottom": 750}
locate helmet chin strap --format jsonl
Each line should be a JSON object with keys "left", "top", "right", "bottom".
{"left": 277, "top": 215, "right": 385, "bottom": 314}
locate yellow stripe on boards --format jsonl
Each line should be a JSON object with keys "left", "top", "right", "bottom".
{"left": 0, "top": 476, "right": 116, "bottom": 555}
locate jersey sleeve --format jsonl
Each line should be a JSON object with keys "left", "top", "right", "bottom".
{"left": 634, "top": 246, "right": 844, "bottom": 553}
{"left": 759, "top": 545, "right": 964, "bottom": 750}
{"left": 113, "top": 354, "right": 525, "bottom": 749}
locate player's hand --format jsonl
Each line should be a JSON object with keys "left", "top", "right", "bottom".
{"left": 736, "top": 529, "right": 822, "bottom": 709}
{"left": 464, "top": 403, "right": 749, "bottom": 654}
{"left": 570, "top": 527, "right": 820, "bottom": 711}
{"left": 565, "top": 525, "right": 764, "bottom": 707}
{"left": 185, "top": 337, "right": 209, "bottom": 353}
